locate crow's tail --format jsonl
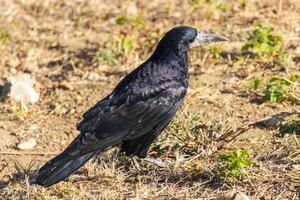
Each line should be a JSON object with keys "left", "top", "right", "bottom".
{"left": 35, "top": 150, "right": 97, "bottom": 187}
{"left": 35, "top": 132, "right": 121, "bottom": 187}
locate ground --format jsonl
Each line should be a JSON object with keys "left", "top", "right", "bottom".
{"left": 0, "top": 0, "right": 300, "bottom": 199}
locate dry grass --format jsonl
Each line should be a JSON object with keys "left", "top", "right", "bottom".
{"left": 0, "top": 0, "right": 300, "bottom": 199}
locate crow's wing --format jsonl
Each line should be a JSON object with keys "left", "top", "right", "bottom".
{"left": 76, "top": 86, "right": 186, "bottom": 152}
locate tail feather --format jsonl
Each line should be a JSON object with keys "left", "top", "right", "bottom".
{"left": 35, "top": 151, "right": 97, "bottom": 187}
{"left": 35, "top": 131, "right": 124, "bottom": 187}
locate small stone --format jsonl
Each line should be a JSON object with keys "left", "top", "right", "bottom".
{"left": 8, "top": 57, "right": 20, "bottom": 68}
{"left": 7, "top": 74, "right": 39, "bottom": 104}
{"left": 86, "top": 72, "right": 101, "bottom": 81}
{"left": 292, "top": 164, "right": 300, "bottom": 170}
{"left": 225, "top": 191, "right": 251, "bottom": 200}
{"left": 29, "top": 124, "right": 38, "bottom": 131}
{"left": 17, "top": 138, "right": 37, "bottom": 150}
{"left": 126, "top": 2, "right": 138, "bottom": 15}
{"left": 233, "top": 192, "right": 251, "bottom": 200}
{"left": 70, "top": 108, "right": 76, "bottom": 114}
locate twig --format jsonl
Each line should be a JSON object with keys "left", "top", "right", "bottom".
{"left": 217, "top": 111, "right": 299, "bottom": 143}
{"left": 291, "top": 83, "right": 300, "bottom": 101}
{"left": 293, "top": 133, "right": 300, "bottom": 148}
{"left": 0, "top": 162, "right": 8, "bottom": 174}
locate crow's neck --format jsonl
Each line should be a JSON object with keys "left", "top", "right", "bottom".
{"left": 147, "top": 50, "right": 189, "bottom": 88}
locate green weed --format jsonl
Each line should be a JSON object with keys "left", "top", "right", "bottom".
{"left": 232, "top": 56, "right": 248, "bottom": 68}
{"left": 93, "top": 37, "right": 116, "bottom": 65}
{"left": 115, "top": 16, "right": 128, "bottom": 25}
{"left": 242, "top": 24, "right": 283, "bottom": 58}
{"left": 184, "top": 160, "right": 204, "bottom": 175}
{"left": 219, "top": 149, "right": 251, "bottom": 178}
{"left": 277, "top": 52, "right": 294, "bottom": 68}
{"left": 190, "top": 0, "right": 231, "bottom": 13}
{"left": 120, "top": 36, "right": 136, "bottom": 54}
{"left": 264, "top": 75, "right": 299, "bottom": 103}
{"left": 94, "top": 35, "right": 136, "bottom": 65}
{"left": 52, "top": 183, "right": 74, "bottom": 199}
{"left": 34, "top": 192, "right": 48, "bottom": 200}
{"left": 115, "top": 15, "right": 145, "bottom": 29}
{"left": 93, "top": 49, "right": 115, "bottom": 65}
{"left": 207, "top": 44, "right": 224, "bottom": 59}
{"left": 13, "top": 106, "right": 27, "bottom": 120}
{"left": 0, "top": 27, "right": 10, "bottom": 44}
{"left": 249, "top": 77, "right": 261, "bottom": 90}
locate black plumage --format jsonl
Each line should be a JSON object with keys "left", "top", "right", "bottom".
{"left": 36, "top": 26, "right": 228, "bottom": 187}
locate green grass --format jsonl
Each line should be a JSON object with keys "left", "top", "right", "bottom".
{"left": 190, "top": 0, "right": 231, "bottom": 12}
{"left": 0, "top": 27, "right": 10, "bottom": 44}
{"left": 115, "top": 15, "right": 145, "bottom": 29}
{"left": 207, "top": 44, "right": 224, "bottom": 60}
{"left": 120, "top": 36, "right": 136, "bottom": 54}
{"left": 219, "top": 149, "right": 251, "bottom": 178}
{"left": 242, "top": 24, "right": 283, "bottom": 58}
{"left": 249, "top": 77, "right": 261, "bottom": 90}
{"left": 93, "top": 35, "right": 137, "bottom": 65}
{"left": 264, "top": 74, "right": 299, "bottom": 103}
{"left": 248, "top": 73, "right": 300, "bottom": 104}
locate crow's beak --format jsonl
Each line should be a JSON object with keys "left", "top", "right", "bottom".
{"left": 189, "top": 32, "right": 229, "bottom": 48}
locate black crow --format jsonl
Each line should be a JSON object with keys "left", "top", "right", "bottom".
{"left": 36, "top": 26, "right": 228, "bottom": 187}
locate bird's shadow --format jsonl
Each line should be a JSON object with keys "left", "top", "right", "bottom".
{"left": 278, "top": 119, "right": 300, "bottom": 137}
{"left": 0, "top": 159, "right": 38, "bottom": 189}
{"left": 250, "top": 111, "right": 299, "bottom": 130}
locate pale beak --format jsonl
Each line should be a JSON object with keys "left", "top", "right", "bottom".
{"left": 189, "top": 32, "right": 229, "bottom": 48}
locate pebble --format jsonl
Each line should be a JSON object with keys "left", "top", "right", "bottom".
{"left": 17, "top": 138, "right": 37, "bottom": 150}
{"left": 225, "top": 191, "right": 251, "bottom": 200}
{"left": 7, "top": 74, "right": 39, "bottom": 104}
{"left": 292, "top": 164, "right": 300, "bottom": 171}
{"left": 232, "top": 192, "right": 251, "bottom": 200}
{"left": 86, "top": 72, "right": 101, "bottom": 81}
{"left": 29, "top": 124, "right": 38, "bottom": 131}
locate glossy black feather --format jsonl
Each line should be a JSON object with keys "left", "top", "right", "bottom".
{"left": 36, "top": 26, "right": 198, "bottom": 187}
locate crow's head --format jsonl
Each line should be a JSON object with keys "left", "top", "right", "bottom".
{"left": 153, "top": 26, "right": 228, "bottom": 56}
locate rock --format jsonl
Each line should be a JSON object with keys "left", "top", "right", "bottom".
{"left": 86, "top": 72, "right": 101, "bottom": 81}
{"left": 17, "top": 138, "right": 37, "bottom": 150}
{"left": 7, "top": 74, "right": 39, "bottom": 104}
{"left": 126, "top": 2, "right": 138, "bottom": 15}
{"left": 29, "top": 124, "right": 38, "bottom": 131}
{"left": 292, "top": 164, "right": 300, "bottom": 171}
{"left": 225, "top": 191, "right": 251, "bottom": 200}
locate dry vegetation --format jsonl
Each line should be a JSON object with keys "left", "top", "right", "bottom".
{"left": 0, "top": 0, "right": 300, "bottom": 199}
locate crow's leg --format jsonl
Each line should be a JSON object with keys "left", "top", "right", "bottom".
{"left": 132, "top": 156, "right": 143, "bottom": 171}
